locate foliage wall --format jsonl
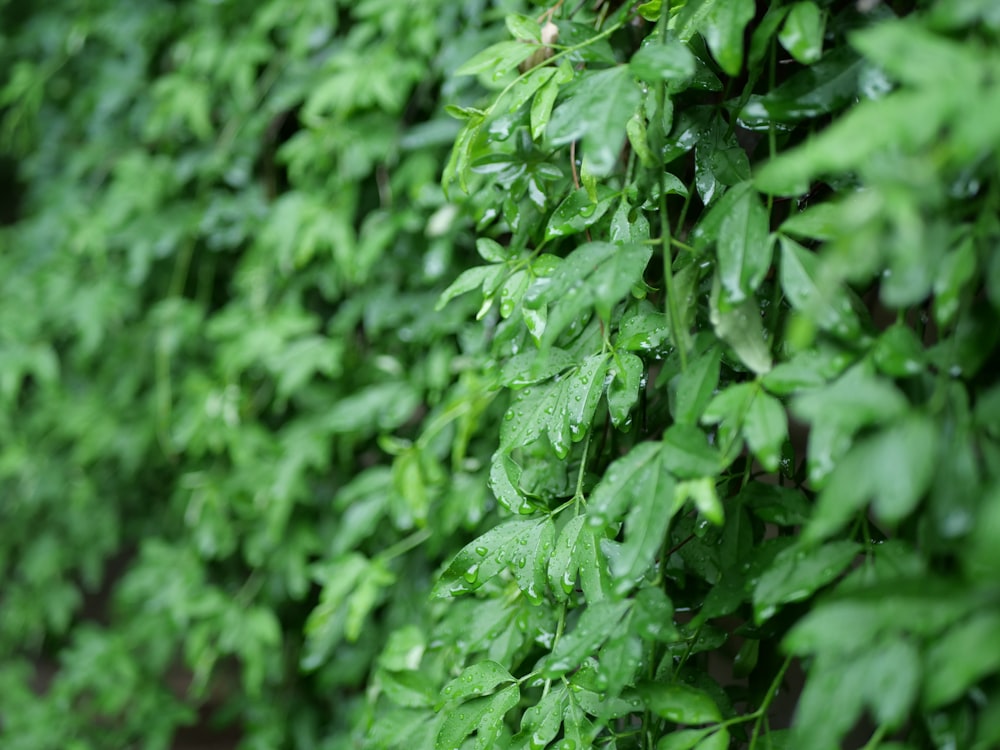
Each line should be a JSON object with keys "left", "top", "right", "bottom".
{"left": 2, "top": 1, "right": 1000, "bottom": 749}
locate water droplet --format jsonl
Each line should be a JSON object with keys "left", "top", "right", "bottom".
{"left": 463, "top": 564, "right": 480, "bottom": 584}
{"left": 475, "top": 546, "right": 488, "bottom": 557}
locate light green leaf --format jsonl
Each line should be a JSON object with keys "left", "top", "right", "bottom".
{"left": 499, "top": 348, "right": 576, "bottom": 389}
{"left": 630, "top": 39, "right": 696, "bottom": 87}
{"left": 606, "top": 352, "right": 644, "bottom": 429}
{"left": 779, "top": 235, "right": 861, "bottom": 338}
{"left": 511, "top": 517, "right": 555, "bottom": 604}
{"left": 548, "top": 514, "right": 587, "bottom": 601}
{"left": 657, "top": 728, "right": 730, "bottom": 750}
{"left": 545, "top": 187, "right": 616, "bottom": 241}
{"left": 505, "top": 13, "right": 542, "bottom": 42}
{"left": 500, "top": 379, "right": 564, "bottom": 453}
{"left": 614, "top": 469, "right": 677, "bottom": 593}
{"left": 743, "top": 389, "right": 787, "bottom": 472}
{"left": 547, "top": 67, "right": 642, "bottom": 176}
{"left": 713, "top": 183, "right": 771, "bottom": 305}
{"left": 923, "top": 612, "right": 1000, "bottom": 709}
{"left": 577, "top": 524, "right": 614, "bottom": 603}
{"left": 524, "top": 242, "right": 653, "bottom": 348}
{"left": 436, "top": 264, "right": 504, "bottom": 310}
{"left": 531, "top": 65, "right": 571, "bottom": 140}
{"left": 805, "top": 414, "right": 938, "bottom": 541}
{"left": 566, "top": 353, "right": 610, "bottom": 442}
{"left": 662, "top": 424, "right": 721, "bottom": 479}
{"left": 436, "top": 683, "right": 520, "bottom": 750}
{"left": 638, "top": 681, "right": 722, "bottom": 724}
{"left": 684, "top": 0, "right": 756, "bottom": 76}
{"left": 440, "top": 661, "right": 515, "bottom": 704}
{"left": 476, "top": 238, "right": 508, "bottom": 263}
{"left": 489, "top": 453, "right": 533, "bottom": 515}
{"left": 710, "top": 282, "right": 772, "bottom": 375}
{"left": 512, "top": 685, "right": 567, "bottom": 750}
{"left": 456, "top": 40, "right": 538, "bottom": 77}
{"left": 541, "top": 600, "right": 632, "bottom": 678}
{"left": 873, "top": 323, "right": 925, "bottom": 378}
{"left": 753, "top": 540, "right": 860, "bottom": 622}
{"left": 671, "top": 346, "right": 721, "bottom": 425}
{"left": 779, "top": 2, "right": 825, "bottom": 65}
{"left": 675, "top": 478, "right": 723, "bottom": 526}
{"left": 933, "top": 235, "right": 976, "bottom": 327}
{"left": 589, "top": 441, "right": 664, "bottom": 526}
{"left": 301, "top": 553, "right": 369, "bottom": 670}
{"left": 433, "top": 519, "right": 538, "bottom": 597}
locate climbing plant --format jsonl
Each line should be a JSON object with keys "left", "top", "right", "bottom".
{"left": 2, "top": 0, "right": 1000, "bottom": 749}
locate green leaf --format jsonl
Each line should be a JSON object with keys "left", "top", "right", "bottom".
{"left": 709, "top": 283, "right": 773, "bottom": 375}
{"left": 632, "top": 586, "right": 680, "bottom": 642}
{"left": 662, "top": 425, "right": 721, "bottom": 479}
{"left": 301, "top": 553, "right": 368, "bottom": 670}
{"left": 933, "top": 235, "right": 976, "bottom": 327}
{"left": 505, "top": 13, "right": 542, "bottom": 42}
{"left": 531, "top": 65, "right": 572, "bottom": 140}
{"left": 638, "top": 681, "right": 722, "bottom": 724}
{"left": 779, "top": 2, "right": 825, "bottom": 65}
{"left": 614, "top": 469, "right": 677, "bottom": 594}
{"left": 456, "top": 40, "right": 538, "bottom": 77}
{"left": 657, "top": 728, "right": 730, "bottom": 750}
{"left": 630, "top": 39, "right": 696, "bottom": 87}
{"left": 489, "top": 453, "right": 533, "bottom": 515}
{"left": 524, "top": 242, "right": 653, "bottom": 348}
{"left": 433, "top": 519, "right": 538, "bottom": 597}
{"left": 805, "top": 414, "right": 938, "bottom": 541}
{"left": 566, "top": 353, "right": 611, "bottom": 441}
{"left": 588, "top": 441, "right": 663, "bottom": 526}
{"left": 753, "top": 541, "right": 860, "bottom": 622}
{"left": 548, "top": 514, "right": 587, "bottom": 601}
{"left": 512, "top": 685, "right": 567, "bottom": 749}
{"left": 500, "top": 379, "right": 566, "bottom": 454}
{"left": 712, "top": 183, "right": 771, "bottom": 306}
{"left": 436, "top": 265, "right": 504, "bottom": 310}
{"left": 743, "top": 389, "right": 787, "bottom": 473}
{"left": 545, "top": 187, "right": 616, "bottom": 241}
{"left": 435, "top": 683, "right": 520, "bottom": 750}
{"left": 671, "top": 347, "right": 721, "bottom": 425}
{"left": 541, "top": 600, "right": 632, "bottom": 678}
{"left": 923, "top": 612, "right": 1000, "bottom": 709}
{"left": 511, "top": 517, "right": 555, "bottom": 604}
{"left": 547, "top": 67, "right": 642, "bottom": 176}
{"left": 676, "top": 477, "right": 724, "bottom": 526}
{"left": 476, "top": 238, "right": 509, "bottom": 263}
{"left": 577, "top": 523, "right": 614, "bottom": 604}
{"left": 440, "top": 661, "right": 516, "bottom": 704}
{"left": 606, "top": 352, "right": 644, "bottom": 429}
{"left": 778, "top": 235, "right": 862, "bottom": 339}
{"left": 873, "top": 323, "right": 925, "bottom": 378}
{"left": 499, "top": 348, "right": 576, "bottom": 388}
{"left": 678, "top": 0, "right": 755, "bottom": 76}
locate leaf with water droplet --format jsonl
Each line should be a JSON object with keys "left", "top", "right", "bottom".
{"left": 512, "top": 684, "right": 567, "bottom": 750}
{"left": 753, "top": 540, "right": 861, "bottom": 623}
{"left": 439, "top": 661, "right": 516, "bottom": 705}
{"left": 548, "top": 514, "right": 586, "bottom": 602}
{"left": 589, "top": 442, "right": 664, "bottom": 527}
{"left": 541, "top": 599, "right": 632, "bottom": 679}
{"left": 606, "top": 352, "right": 644, "bottom": 430}
{"left": 433, "top": 519, "right": 538, "bottom": 598}
{"left": 662, "top": 424, "right": 722, "bottom": 479}
{"left": 512, "top": 518, "right": 556, "bottom": 605}
{"left": 613, "top": 467, "right": 678, "bottom": 596}
{"left": 490, "top": 452, "right": 534, "bottom": 515}
{"left": 566, "top": 352, "right": 610, "bottom": 442}
{"left": 671, "top": 346, "right": 721, "bottom": 426}
{"left": 743, "top": 388, "right": 788, "bottom": 473}
{"left": 436, "top": 682, "right": 520, "bottom": 750}
{"left": 545, "top": 186, "right": 616, "bottom": 242}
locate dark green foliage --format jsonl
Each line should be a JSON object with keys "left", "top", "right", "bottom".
{"left": 3, "top": 0, "right": 1000, "bottom": 749}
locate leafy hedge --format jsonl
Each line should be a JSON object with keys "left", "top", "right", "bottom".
{"left": 2, "top": 1, "right": 1000, "bottom": 749}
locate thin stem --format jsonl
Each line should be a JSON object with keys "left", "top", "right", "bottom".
{"left": 378, "top": 528, "right": 433, "bottom": 562}
{"left": 748, "top": 655, "right": 793, "bottom": 749}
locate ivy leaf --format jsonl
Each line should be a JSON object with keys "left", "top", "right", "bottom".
{"left": 547, "top": 66, "right": 642, "bottom": 176}
{"left": 433, "top": 519, "right": 538, "bottom": 597}
{"left": 779, "top": 2, "right": 825, "bottom": 65}
{"left": 541, "top": 600, "right": 632, "bottom": 678}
